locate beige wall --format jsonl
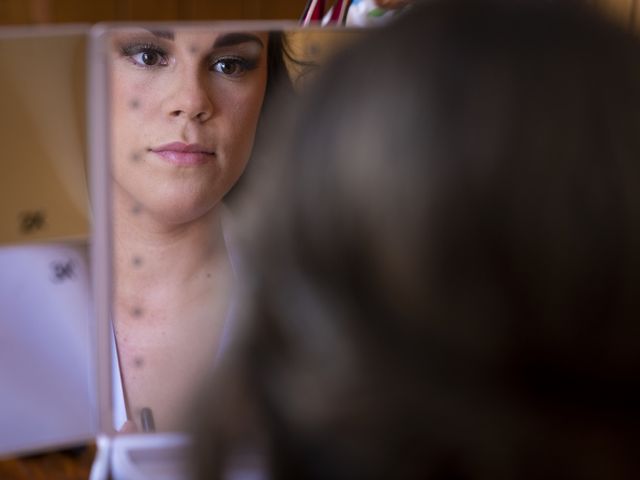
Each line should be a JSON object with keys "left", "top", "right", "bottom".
{"left": 0, "top": 0, "right": 307, "bottom": 24}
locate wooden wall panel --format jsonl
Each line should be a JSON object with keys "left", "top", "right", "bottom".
{"left": 255, "top": 0, "right": 307, "bottom": 20}
{"left": 179, "top": 0, "right": 247, "bottom": 20}
{"left": 117, "top": 0, "right": 180, "bottom": 21}
{"left": 179, "top": 0, "right": 306, "bottom": 20}
{"left": 241, "top": 0, "right": 262, "bottom": 19}
{"left": 0, "top": 0, "right": 307, "bottom": 24}
{"left": 0, "top": 0, "right": 116, "bottom": 24}
{"left": 4, "top": 0, "right": 638, "bottom": 25}
{"left": 0, "top": 0, "right": 32, "bottom": 24}
{"left": 51, "top": 0, "right": 117, "bottom": 22}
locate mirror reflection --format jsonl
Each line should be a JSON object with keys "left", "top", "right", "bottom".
{"left": 107, "top": 25, "right": 362, "bottom": 433}
{"left": 0, "top": 27, "right": 94, "bottom": 457}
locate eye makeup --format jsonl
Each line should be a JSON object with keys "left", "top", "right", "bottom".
{"left": 207, "top": 54, "right": 260, "bottom": 77}
{"left": 111, "top": 30, "right": 266, "bottom": 78}
{"left": 205, "top": 41, "right": 264, "bottom": 77}
{"left": 119, "top": 40, "right": 170, "bottom": 68}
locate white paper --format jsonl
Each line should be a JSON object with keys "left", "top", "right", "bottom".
{"left": 0, "top": 243, "right": 95, "bottom": 457}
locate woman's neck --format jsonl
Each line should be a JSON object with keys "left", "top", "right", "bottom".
{"left": 111, "top": 188, "right": 234, "bottom": 431}
{"left": 112, "top": 186, "right": 231, "bottom": 324}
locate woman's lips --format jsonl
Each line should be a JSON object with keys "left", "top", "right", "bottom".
{"left": 150, "top": 142, "right": 215, "bottom": 166}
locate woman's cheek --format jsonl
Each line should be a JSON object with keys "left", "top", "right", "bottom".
{"left": 231, "top": 99, "right": 263, "bottom": 162}
{"left": 237, "top": 80, "right": 267, "bottom": 137}
{"left": 112, "top": 74, "right": 159, "bottom": 163}
{"left": 113, "top": 68, "right": 159, "bottom": 115}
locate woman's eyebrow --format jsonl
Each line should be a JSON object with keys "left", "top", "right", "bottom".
{"left": 134, "top": 30, "right": 263, "bottom": 49}
{"left": 147, "top": 29, "right": 174, "bottom": 40}
{"left": 212, "top": 33, "right": 264, "bottom": 49}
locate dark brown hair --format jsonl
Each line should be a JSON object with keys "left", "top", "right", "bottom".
{"left": 194, "top": 2, "right": 640, "bottom": 479}
{"left": 224, "top": 30, "right": 297, "bottom": 204}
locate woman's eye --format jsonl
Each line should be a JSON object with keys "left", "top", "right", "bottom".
{"left": 212, "top": 58, "right": 248, "bottom": 76}
{"left": 120, "top": 43, "right": 169, "bottom": 68}
{"left": 130, "top": 50, "right": 167, "bottom": 67}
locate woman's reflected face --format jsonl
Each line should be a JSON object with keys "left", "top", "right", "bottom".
{"left": 110, "top": 29, "right": 269, "bottom": 225}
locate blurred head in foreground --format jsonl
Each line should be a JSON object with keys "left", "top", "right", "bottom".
{"left": 191, "top": 1, "right": 640, "bottom": 478}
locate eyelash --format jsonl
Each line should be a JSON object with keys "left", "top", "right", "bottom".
{"left": 120, "top": 43, "right": 169, "bottom": 68}
{"left": 119, "top": 42, "right": 258, "bottom": 77}
{"left": 209, "top": 56, "right": 258, "bottom": 77}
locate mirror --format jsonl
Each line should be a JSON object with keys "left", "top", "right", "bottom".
{"left": 0, "top": 21, "right": 366, "bottom": 460}
{"left": 0, "top": 26, "right": 95, "bottom": 457}
{"left": 104, "top": 24, "right": 364, "bottom": 433}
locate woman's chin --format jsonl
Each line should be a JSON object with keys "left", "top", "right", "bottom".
{"left": 113, "top": 176, "right": 228, "bottom": 228}
{"left": 116, "top": 191, "right": 221, "bottom": 229}
{"left": 145, "top": 200, "right": 221, "bottom": 228}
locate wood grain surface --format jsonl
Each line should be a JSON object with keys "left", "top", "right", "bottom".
{"left": 0, "top": 444, "right": 96, "bottom": 480}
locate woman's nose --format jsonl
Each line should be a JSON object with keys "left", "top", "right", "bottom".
{"left": 165, "top": 70, "right": 214, "bottom": 123}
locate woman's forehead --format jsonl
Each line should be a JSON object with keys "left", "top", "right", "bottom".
{"left": 108, "top": 29, "right": 269, "bottom": 59}
{"left": 130, "top": 29, "right": 269, "bottom": 48}
{"left": 180, "top": 30, "right": 268, "bottom": 49}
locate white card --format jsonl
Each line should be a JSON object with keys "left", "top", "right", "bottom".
{"left": 0, "top": 242, "right": 95, "bottom": 458}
